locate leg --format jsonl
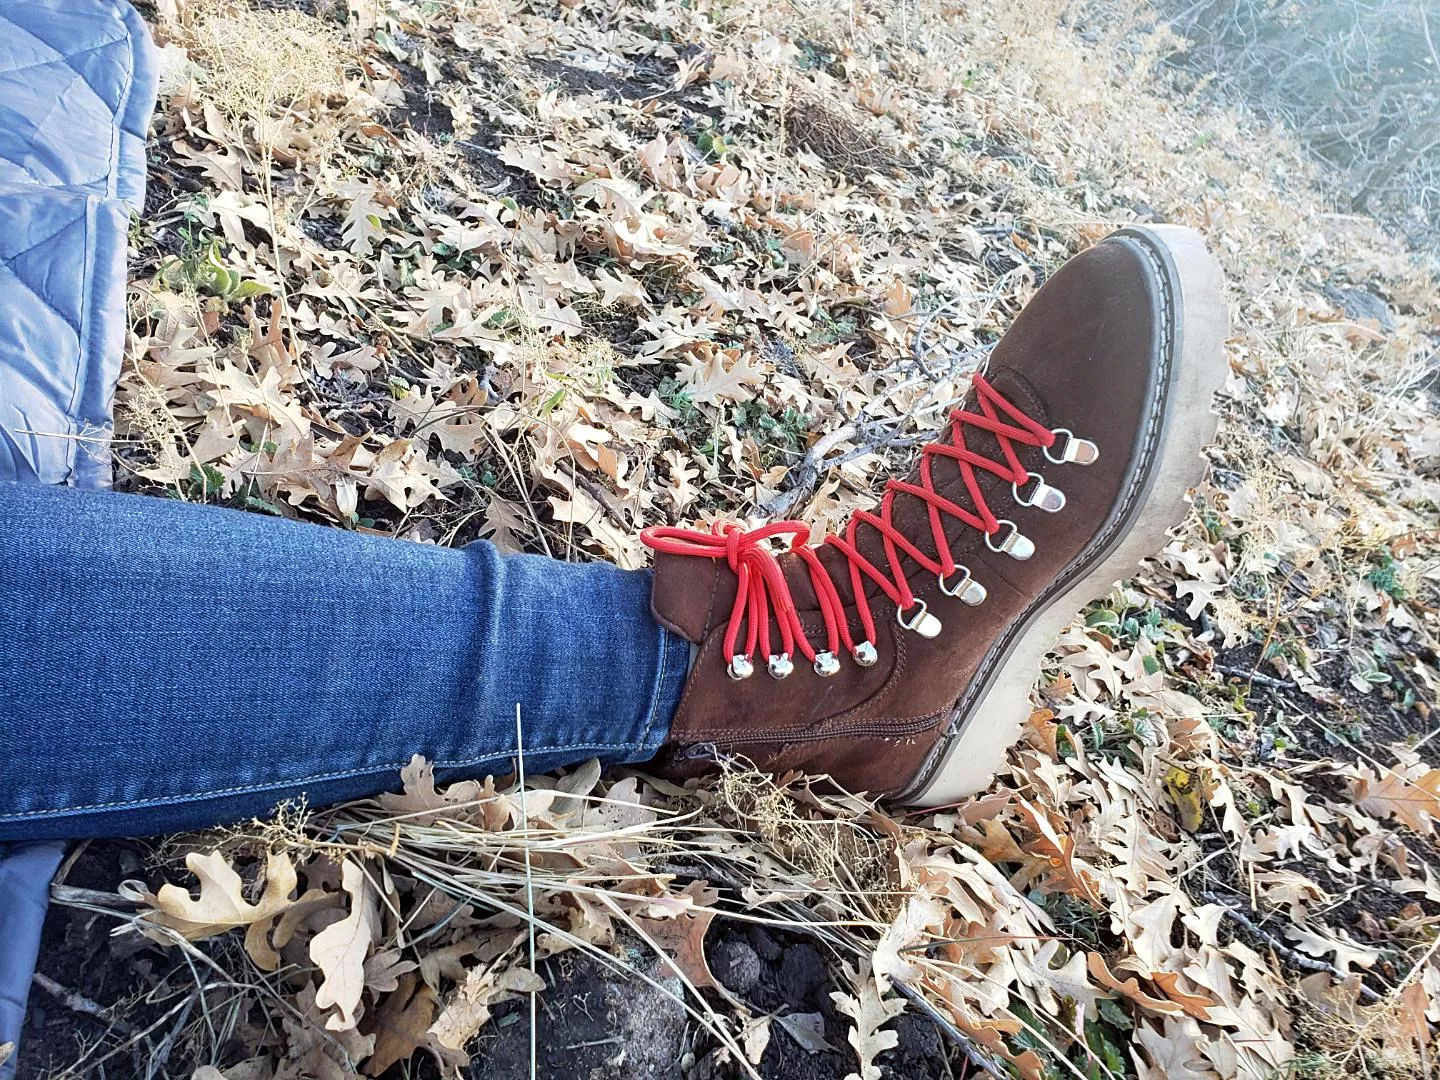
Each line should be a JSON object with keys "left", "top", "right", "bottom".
{"left": 0, "top": 483, "right": 689, "bottom": 840}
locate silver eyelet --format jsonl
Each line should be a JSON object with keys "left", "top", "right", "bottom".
{"left": 813, "top": 651, "right": 841, "bottom": 677}
{"left": 728, "top": 655, "right": 754, "bottom": 680}
{"left": 985, "top": 519, "right": 1034, "bottom": 560}
{"left": 1043, "top": 428, "right": 1099, "bottom": 465}
{"left": 938, "top": 566, "right": 988, "bottom": 605}
{"left": 1011, "top": 471, "right": 1066, "bottom": 513}
{"left": 896, "top": 599, "right": 942, "bottom": 638}
{"left": 852, "top": 641, "right": 878, "bottom": 666}
{"left": 767, "top": 653, "right": 794, "bottom": 679}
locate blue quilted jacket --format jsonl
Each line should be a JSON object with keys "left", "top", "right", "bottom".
{"left": 0, "top": 1, "right": 158, "bottom": 1072}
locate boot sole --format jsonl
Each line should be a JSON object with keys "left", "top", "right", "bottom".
{"left": 902, "top": 225, "right": 1229, "bottom": 807}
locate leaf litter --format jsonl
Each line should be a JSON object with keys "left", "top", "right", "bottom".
{"left": 27, "top": 0, "right": 1440, "bottom": 1076}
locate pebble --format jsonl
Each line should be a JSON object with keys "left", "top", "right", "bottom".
{"left": 710, "top": 936, "right": 762, "bottom": 994}
{"left": 779, "top": 944, "right": 828, "bottom": 1004}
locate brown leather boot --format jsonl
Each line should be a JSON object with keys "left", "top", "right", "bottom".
{"left": 642, "top": 226, "right": 1227, "bottom": 805}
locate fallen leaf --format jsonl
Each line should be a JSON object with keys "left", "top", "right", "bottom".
{"left": 777, "top": 1011, "right": 836, "bottom": 1053}
{"left": 1149, "top": 971, "right": 1221, "bottom": 1021}
{"left": 364, "top": 972, "right": 437, "bottom": 1076}
{"left": 1351, "top": 762, "right": 1440, "bottom": 834}
{"left": 675, "top": 349, "right": 764, "bottom": 406}
{"left": 1088, "top": 953, "right": 1190, "bottom": 1017}
{"left": 830, "top": 963, "right": 903, "bottom": 1080}
{"left": 312, "top": 859, "right": 380, "bottom": 1030}
{"left": 743, "top": 1016, "right": 772, "bottom": 1065}
{"left": 632, "top": 908, "right": 720, "bottom": 991}
{"left": 1134, "top": 1017, "right": 1217, "bottom": 1079}
{"left": 1161, "top": 765, "right": 1213, "bottom": 833}
{"left": 376, "top": 755, "right": 483, "bottom": 822}
{"left": 1286, "top": 925, "right": 1381, "bottom": 972}
{"left": 146, "top": 851, "right": 297, "bottom": 941}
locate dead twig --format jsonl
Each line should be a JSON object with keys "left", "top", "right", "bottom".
{"left": 31, "top": 973, "right": 139, "bottom": 1036}
{"left": 1212, "top": 663, "right": 1297, "bottom": 691}
{"left": 1199, "top": 890, "right": 1383, "bottom": 1002}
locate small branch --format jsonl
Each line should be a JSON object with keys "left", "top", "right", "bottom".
{"left": 573, "top": 471, "right": 630, "bottom": 530}
{"left": 50, "top": 884, "right": 136, "bottom": 908}
{"left": 1198, "top": 891, "right": 1381, "bottom": 1002}
{"left": 1212, "top": 664, "right": 1297, "bottom": 691}
{"left": 756, "top": 421, "right": 858, "bottom": 518}
{"left": 31, "top": 973, "right": 139, "bottom": 1036}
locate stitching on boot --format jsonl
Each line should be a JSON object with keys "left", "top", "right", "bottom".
{"left": 918, "top": 234, "right": 1179, "bottom": 795}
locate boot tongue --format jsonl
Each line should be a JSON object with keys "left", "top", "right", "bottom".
{"left": 650, "top": 537, "right": 828, "bottom": 646}
{"left": 649, "top": 549, "right": 735, "bottom": 644}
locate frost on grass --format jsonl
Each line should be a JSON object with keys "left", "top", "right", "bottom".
{"left": 55, "top": 0, "right": 1440, "bottom": 1075}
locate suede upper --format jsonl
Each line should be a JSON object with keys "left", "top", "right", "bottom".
{"left": 649, "top": 234, "right": 1169, "bottom": 797}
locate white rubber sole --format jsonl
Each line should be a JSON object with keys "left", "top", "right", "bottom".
{"left": 905, "top": 225, "right": 1229, "bottom": 807}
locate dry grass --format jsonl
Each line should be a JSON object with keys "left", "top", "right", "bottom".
{"left": 185, "top": 4, "right": 350, "bottom": 125}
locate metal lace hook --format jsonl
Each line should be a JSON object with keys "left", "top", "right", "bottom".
{"left": 896, "top": 598, "right": 942, "bottom": 638}
{"left": 1043, "top": 428, "right": 1099, "bottom": 466}
{"left": 937, "top": 565, "right": 988, "bottom": 605}
{"left": 1011, "top": 471, "right": 1066, "bottom": 512}
{"left": 984, "top": 519, "right": 1034, "bottom": 560}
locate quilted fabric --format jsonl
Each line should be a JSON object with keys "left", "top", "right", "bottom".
{"left": 0, "top": 2, "right": 158, "bottom": 1074}
{"left": 0, "top": 841, "right": 64, "bottom": 1077}
{"left": 0, "top": 0, "right": 158, "bottom": 487}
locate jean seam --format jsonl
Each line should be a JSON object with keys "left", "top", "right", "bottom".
{"left": 637, "top": 625, "right": 677, "bottom": 754}
{"left": 0, "top": 740, "right": 642, "bottom": 820}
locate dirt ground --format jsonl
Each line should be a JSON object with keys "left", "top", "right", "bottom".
{"left": 19, "top": 865, "right": 953, "bottom": 1080}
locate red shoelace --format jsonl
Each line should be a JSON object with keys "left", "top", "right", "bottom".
{"left": 641, "top": 375, "right": 1091, "bottom": 678}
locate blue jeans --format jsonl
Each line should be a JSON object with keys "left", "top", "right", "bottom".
{"left": 0, "top": 482, "right": 690, "bottom": 840}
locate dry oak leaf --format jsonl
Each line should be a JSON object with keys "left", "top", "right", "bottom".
{"left": 675, "top": 348, "right": 764, "bottom": 406}
{"left": 376, "top": 754, "right": 483, "bottom": 823}
{"left": 1023, "top": 940, "right": 1105, "bottom": 1016}
{"left": 311, "top": 859, "right": 380, "bottom": 1031}
{"left": 830, "top": 963, "right": 903, "bottom": 1080}
{"left": 1021, "top": 707, "right": 1061, "bottom": 757}
{"left": 364, "top": 971, "right": 437, "bottom": 1076}
{"left": 632, "top": 907, "right": 721, "bottom": 992}
{"left": 1133, "top": 1017, "right": 1218, "bottom": 1080}
{"left": 1087, "top": 953, "right": 1192, "bottom": 1018}
{"left": 871, "top": 893, "right": 947, "bottom": 987}
{"left": 1398, "top": 979, "right": 1433, "bottom": 1050}
{"left": 363, "top": 948, "right": 418, "bottom": 994}
{"left": 943, "top": 1008, "right": 1045, "bottom": 1080}
{"left": 145, "top": 851, "right": 297, "bottom": 941}
{"left": 363, "top": 438, "right": 447, "bottom": 511}
{"left": 1149, "top": 970, "right": 1222, "bottom": 1021}
{"left": 429, "top": 962, "right": 543, "bottom": 1052}
{"left": 1351, "top": 761, "right": 1440, "bottom": 834}
{"left": 1125, "top": 892, "right": 1181, "bottom": 970}
{"left": 960, "top": 817, "right": 1029, "bottom": 865}
{"left": 283, "top": 979, "right": 376, "bottom": 1080}
{"left": 1286, "top": 925, "right": 1381, "bottom": 972}
{"left": 1013, "top": 800, "right": 1103, "bottom": 904}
